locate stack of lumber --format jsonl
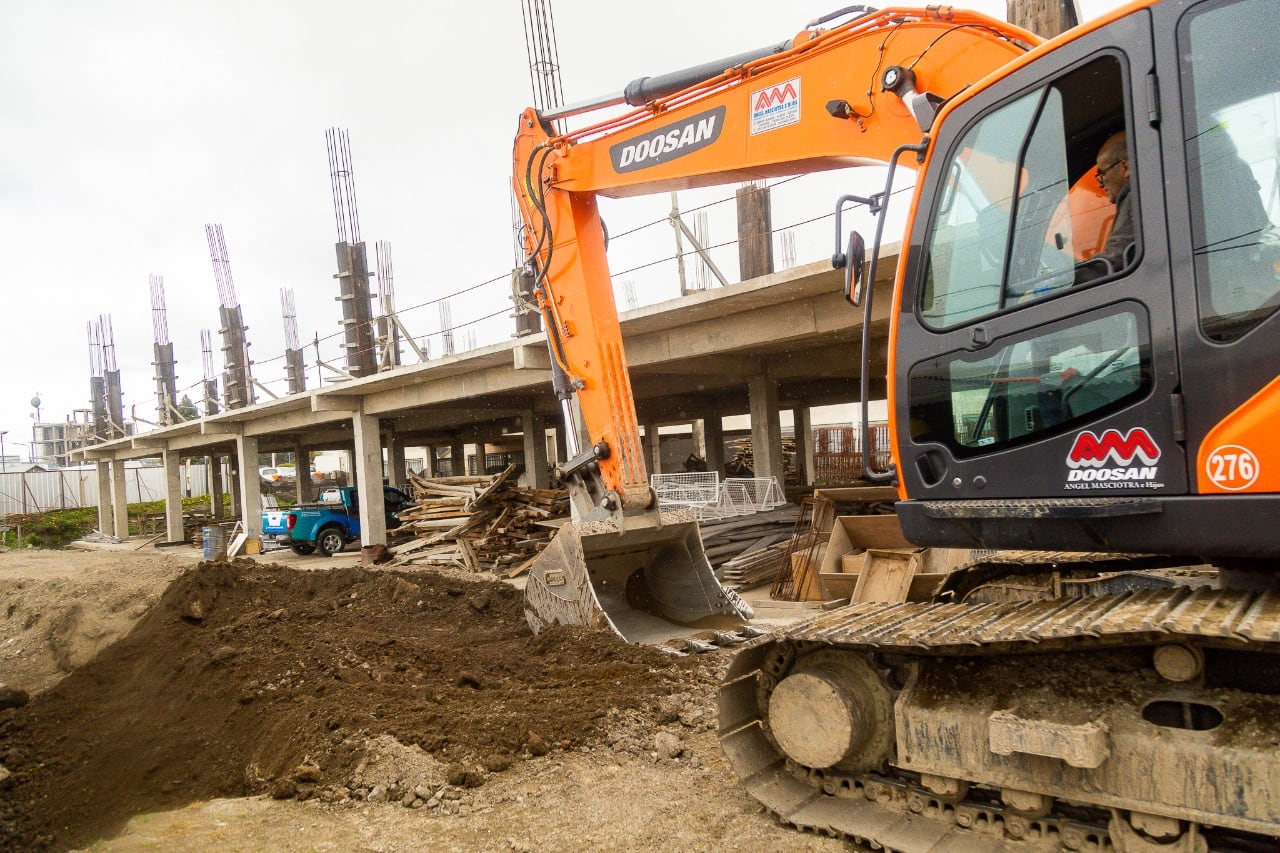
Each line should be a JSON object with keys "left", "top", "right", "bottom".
{"left": 391, "top": 465, "right": 569, "bottom": 574}
{"left": 700, "top": 505, "right": 801, "bottom": 590}
{"left": 718, "top": 541, "right": 791, "bottom": 589}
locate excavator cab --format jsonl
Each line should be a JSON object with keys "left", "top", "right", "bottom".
{"left": 892, "top": 0, "right": 1280, "bottom": 556}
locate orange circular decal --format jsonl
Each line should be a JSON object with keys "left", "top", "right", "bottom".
{"left": 1205, "top": 445, "right": 1260, "bottom": 491}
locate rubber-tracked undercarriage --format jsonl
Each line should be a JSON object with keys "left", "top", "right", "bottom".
{"left": 718, "top": 559, "right": 1280, "bottom": 851}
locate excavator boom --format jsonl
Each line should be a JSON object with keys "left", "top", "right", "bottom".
{"left": 511, "top": 7, "right": 1036, "bottom": 642}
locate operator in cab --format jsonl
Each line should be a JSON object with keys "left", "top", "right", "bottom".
{"left": 1078, "top": 131, "right": 1133, "bottom": 282}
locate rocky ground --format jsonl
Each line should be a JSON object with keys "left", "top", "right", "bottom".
{"left": 0, "top": 546, "right": 850, "bottom": 852}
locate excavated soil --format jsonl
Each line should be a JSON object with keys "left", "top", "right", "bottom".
{"left": 0, "top": 558, "right": 710, "bottom": 851}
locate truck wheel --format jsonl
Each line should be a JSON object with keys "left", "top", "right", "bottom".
{"left": 290, "top": 543, "right": 316, "bottom": 556}
{"left": 316, "top": 526, "right": 346, "bottom": 557}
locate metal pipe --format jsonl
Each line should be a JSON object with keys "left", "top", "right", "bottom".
{"left": 538, "top": 39, "right": 791, "bottom": 122}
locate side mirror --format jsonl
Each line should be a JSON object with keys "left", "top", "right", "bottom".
{"left": 843, "top": 231, "right": 867, "bottom": 306}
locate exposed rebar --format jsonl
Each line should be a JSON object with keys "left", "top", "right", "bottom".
{"left": 326, "top": 127, "right": 361, "bottom": 244}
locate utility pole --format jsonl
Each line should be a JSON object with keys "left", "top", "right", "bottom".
{"left": 1006, "top": 0, "right": 1080, "bottom": 37}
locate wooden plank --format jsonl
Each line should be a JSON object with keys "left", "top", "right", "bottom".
{"left": 505, "top": 554, "right": 539, "bottom": 578}
{"left": 850, "top": 549, "right": 920, "bottom": 603}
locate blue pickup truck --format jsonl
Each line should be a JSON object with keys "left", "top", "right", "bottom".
{"left": 262, "top": 486, "right": 411, "bottom": 556}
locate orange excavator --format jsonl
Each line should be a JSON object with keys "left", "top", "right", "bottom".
{"left": 513, "top": 1, "right": 1280, "bottom": 847}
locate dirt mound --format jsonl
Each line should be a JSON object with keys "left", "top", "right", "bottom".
{"left": 0, "top": 559, "right": 702, "bottom": 851}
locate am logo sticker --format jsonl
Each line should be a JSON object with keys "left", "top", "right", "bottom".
{"left": 1064, "top": 427, "right": 1164, "bottom": 490}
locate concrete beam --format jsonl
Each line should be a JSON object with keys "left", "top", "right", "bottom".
{"left": 362, "top": 367, "right": 552, "bottom": 416}
{"left": 312, "top": 394, "right": 361, "bottom": 413}
{"left": 639, "top": 353, "right": 763, "bottom": 377}
{"left": 202, "top": 420, "right": 240, "bottom": 436}
{"left": 247, "top": 406, "right": 353, "bottom": 437}
{"left": 513, "top": 343, "right": 552, "bottom": 371}
{"left": 388, "top": 407, "right": 532, "bottom": 435}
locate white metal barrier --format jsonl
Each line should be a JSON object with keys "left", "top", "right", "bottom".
{"left": 651, "top": 473, "right": 787, "bottom": 520}
{"left": 724, "top": 477, "right": 787, "bottom": 511}
{"left": 651, "top": 471, "right": 721, "bottom": 513}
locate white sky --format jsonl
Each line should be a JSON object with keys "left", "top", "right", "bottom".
{"left": 0, "top": 0, "right": 1125, "bottom": 460}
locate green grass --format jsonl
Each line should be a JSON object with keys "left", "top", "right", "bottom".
{"left": 1, "top": 494, "right": 233, "bottom": 549}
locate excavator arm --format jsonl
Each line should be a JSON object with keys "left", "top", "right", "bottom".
{"left": 510, "top": 7, "right": 1038, "bottom": 643}
{"left": 513, "top": 6, "right": 1038, "bottom": 522}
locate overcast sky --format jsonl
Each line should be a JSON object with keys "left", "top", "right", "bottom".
{"left": 0, "top": 0, "right": 1122, "bottom": 461}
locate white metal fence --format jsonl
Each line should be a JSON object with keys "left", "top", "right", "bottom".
{"left": 0, "top": 464, "right": 213, "bottom": 516}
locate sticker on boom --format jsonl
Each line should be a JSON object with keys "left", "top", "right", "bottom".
{"left": 750, "top": 76, "right": 801, "bottom": 135}
{"left": 610, "top": 106, "right": 726, "bottom": 174}
{"left": 1064, "top": 427, "right": 1164, "bottom": 490}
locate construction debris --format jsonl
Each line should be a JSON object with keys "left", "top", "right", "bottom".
{"left": 391, "top": 465, "right": 568, "bottom": 574}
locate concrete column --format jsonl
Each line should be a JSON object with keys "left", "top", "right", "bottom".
{"left": 385, "top": 429, "right": 406, "bottom": 488}
{"left": 521, "top": 411, "right": 550, "bottom": 488}
{"left": 352, "top": 410, "right": 387, "bottom": 557}
{"left": 553, "top": 428, "right": 567, "bottom": 467}
{"left": 95, "top": 460, "right": 114, "bottom": 536}
{"left": 748, "top": 375, "right": 784, "bottom": 482}
{"left": 294, "top": 444, "right": 312, "bottom": 503}
{"left": 163, "top": 449, "right": 184, "bottom": 542}
{"left": 793, "top": 406, "right": 815, "bottom": 488}
{"left": 110, "top": 459, "right": 129, "bottom": 541}
{"left": 234, "top": 433, "right": 261, "bottom": 539}
{"left": 228, "top": 456, "right": 241, "bottom": 517}
{"left": 703, "top": 412, "right": 725, "bottom": 475}
{"left": 450, "top": 437, "right": 466, "bottom": 477}
{"left": 643, "top": 422, "right": 662, "bottom": 477}
{"left": 691, "top": 419, "right": 707, "bottom": 460}
{"left": 209, "top": 454, "right": 225, "bottom": 519}
{"left": 423, "top": 445, "right": 437, "bottom": 477}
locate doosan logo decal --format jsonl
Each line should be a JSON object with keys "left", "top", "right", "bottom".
{"left": 1064, "top": 428, "right": 1164, "bottom": 489}
{"left": 610, "top": 106, "right": 726, "bottom": 173}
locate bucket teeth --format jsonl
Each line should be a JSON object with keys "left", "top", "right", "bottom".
{"left": 678, "top": 638, "right": 720, "bottom": 654}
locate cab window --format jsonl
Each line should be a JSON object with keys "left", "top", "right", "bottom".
{"left": 1179, "top": 0, "right": 1280, "bottom": 342}
{"left": 909, "top": 309, "right": 1150, "bottom": 455}
{"left": 922, "top": 55, "right": 1135, "bottom": 329}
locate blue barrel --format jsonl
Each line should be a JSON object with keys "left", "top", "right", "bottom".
{"left": 202, "top": 526, "right": 227, "bottom": 559}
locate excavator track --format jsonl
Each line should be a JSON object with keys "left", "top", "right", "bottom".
{"left": 718, "top": 577, "right": 1280, "bottom": 851}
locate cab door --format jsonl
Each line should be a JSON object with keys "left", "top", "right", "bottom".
{"left": 1158, "top": 0, "right": 1280, "bottom": 498}
{"left": 891, "top": 11, "right": 1188, "bottom": 546}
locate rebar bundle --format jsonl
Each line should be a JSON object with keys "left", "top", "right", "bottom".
{"left": 375, "top": 240, "right": 401, "bottom": 370}
{"left": 149, "top": 275, "right": 179, "bottom": 424}
{"left": 280, "top": 288, "right": 307, "bottom": 394}
{"left": 205, "top": 223, "right": 254, "bottom": 408}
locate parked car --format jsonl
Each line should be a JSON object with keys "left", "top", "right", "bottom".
{"left": 262, "top": 486, "right": 411, "bottom": 556}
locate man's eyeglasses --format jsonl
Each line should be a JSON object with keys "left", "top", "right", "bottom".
{"left": 1096, "top": 158, "right": 1127, "bottom": 184}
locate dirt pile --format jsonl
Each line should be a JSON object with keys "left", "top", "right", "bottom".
{"left": 0, "top": 559, "right": 704, "bottom": 851}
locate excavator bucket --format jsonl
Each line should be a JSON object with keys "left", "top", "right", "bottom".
{"left": 524, "top": 514, "right": 754, "bottom": 645}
